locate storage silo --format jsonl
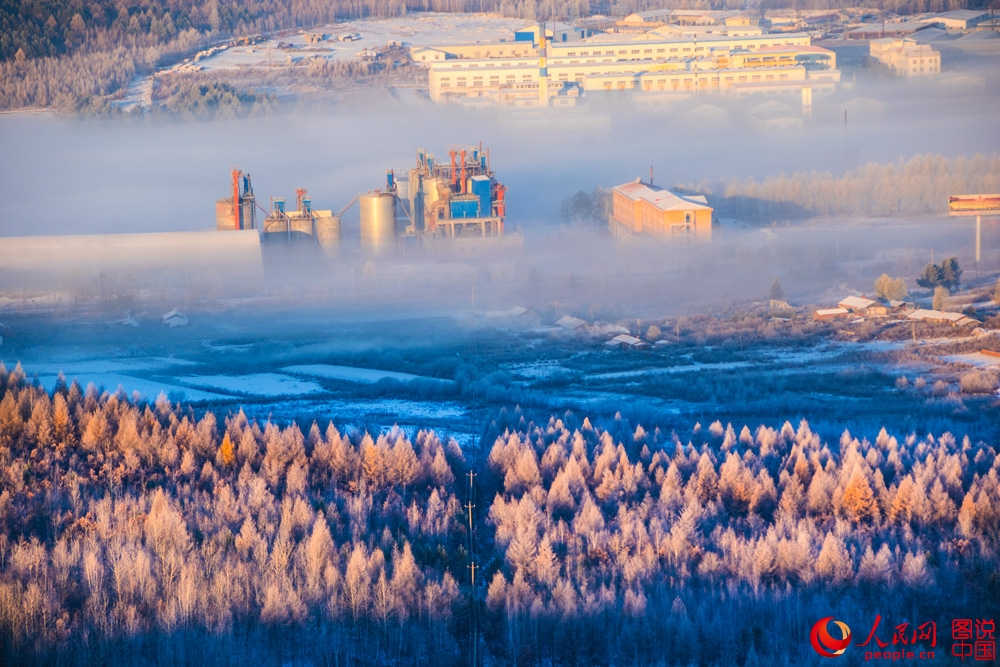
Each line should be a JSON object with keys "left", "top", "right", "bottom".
{"left": 216, "top": 198, "right": 236, "bottom": 230}
{"left": 289, "top": 213, "right": 314, "bottom": 236}
{"left": 313, "top": 211, "right": 340, "bottom": 256}
{"left": 471, "top": 175, "right": 491, "bottom": 217}
{"left": 360, "top": 191, "right": 396, "bottom": 252}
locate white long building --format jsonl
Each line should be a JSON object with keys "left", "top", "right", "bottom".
{"left": 424, "top": 31, "right": 839, "bottom": 105}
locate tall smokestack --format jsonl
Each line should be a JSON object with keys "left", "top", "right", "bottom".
{"left": 231, "top": 169, "right": 241, "bottom": 230}
{"left": 460, "top": 149, "right": 467, "bottom": 194}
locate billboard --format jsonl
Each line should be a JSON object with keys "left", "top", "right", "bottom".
{"left": 948, "top": 194, "right": 1000, "bottom": 216}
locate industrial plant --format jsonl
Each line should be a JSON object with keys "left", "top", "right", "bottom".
{"left": 417, "top": 20, "right": 840, "bottom": 107}
{"left": 215, "top": 169, "right": 340, "bottom": 256}
{"left": 214, "top": 144, "right": 507, "bottom": 256}
{"left": 0, "top": 143, "right": 510, "bottom": 284}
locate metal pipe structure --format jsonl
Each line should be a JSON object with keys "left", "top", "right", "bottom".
{"left": 336, "top": 193, "right": 360, "bottom": 219}
{"left": 231, "top": 169, "right": 241, "bottom": 229}
{"left": 494, "top": 183, "right": 506, "bottom": 218}
{"left": 460, "top": 149, "right": 467, "bottom": 194}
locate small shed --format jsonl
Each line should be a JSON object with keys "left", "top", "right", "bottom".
{"left": 410, "top": 47, "right": 448, "bottom": 63}
{"left": 606, "top": 334, "right": 646, "bottom": 348}
{"left": 814, "top": 307, "right": 850, "bottom": 320}
{"left": 838, "top": 295, "right": 875, "bottom": 312}
{"left": 907, "top": 309, "right": 979, "bottom": 327}
{"left": 838, "top": 295, "right": 890, "bottom": 317}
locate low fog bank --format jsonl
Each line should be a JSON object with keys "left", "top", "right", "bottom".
{"left": 0, "top": 216, "right": 989, "bottom": 320}
{"left": 0, "top": 66, "right": 998, "bottom": 239}
{"left": 0, "top": 66, "right": 996, "bottom": 318}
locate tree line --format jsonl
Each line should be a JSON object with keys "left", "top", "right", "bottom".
{"left": 560, "top": 154, "right": 999, "bottom": 227}
{"left": 0, "top": 361, "right": 997, "bottom": 664}
{"left": 705, "top": 153, "right": 1000, "bottom": 220}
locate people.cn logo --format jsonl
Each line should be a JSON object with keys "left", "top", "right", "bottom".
{"left": 811, "top": 617, "right": 852, "bottom": 658}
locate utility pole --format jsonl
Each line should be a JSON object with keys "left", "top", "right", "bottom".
{"left": 466, "top": 468, "right": 479, "bottom": 667}
{"left": 468, "top": 560, "right": 479, "bottom": 667}
{"left": 464, "top": 500, "right": 476, "bottom": 541}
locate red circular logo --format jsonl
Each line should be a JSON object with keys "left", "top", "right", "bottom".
{"left": 811, "top": 617, "right": 852, "bottom": 658}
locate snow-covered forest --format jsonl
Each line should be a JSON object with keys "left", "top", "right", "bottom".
{"left": 706, "top": 153, "right": 1000, "bottom": 220}
{"left": 0, "top": 362, "right": 997, "bottom": 664}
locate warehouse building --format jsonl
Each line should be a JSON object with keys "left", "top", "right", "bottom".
{"left": 514, "top": 22, "right": 588, "bottom": 44}
{"left": 426, "top": 32, "right": 838, "bottom": 104}
{"left": 846, "top": 20, "right": 933, "bottom": 40}
{"left": 869, "top": 38, "right": 941, "bottom": 76}
{"left": 926, "top": 10, "right": 990, "bottom": 30}
{"left": 417, "top": 42, "right": 536, "bottom": 60}
{"left": 610, "top": 180, "right": 713, "bottom": 240}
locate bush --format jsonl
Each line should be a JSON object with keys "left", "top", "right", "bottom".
{"left": 933, "top": 286, "right": 948, "bottom": 311}
{"left": 874, "top": 274, "right": 907, "bottom": 301}
{"left": 959, "top": 370, "right": 999, "bottom": 394}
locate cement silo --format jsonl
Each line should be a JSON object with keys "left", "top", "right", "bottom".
{"left": 313, "top": 211, "right": 341, "bottom": 256}
{"left": 359, "top": 191, "right": 396, "bottom": 252}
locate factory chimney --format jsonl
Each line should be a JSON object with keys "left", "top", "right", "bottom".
{"left": 460, "top": 149, "right": 467, "bottom": 194}
{"left": 231, "top": 169, "right": 242, "bottom": 230}
{"left": 649, "top": 164, "right": 654, "bottom": 186}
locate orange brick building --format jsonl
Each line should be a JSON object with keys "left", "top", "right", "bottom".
{"left": 610, "top": 179, "right": 713, "bottom": 240}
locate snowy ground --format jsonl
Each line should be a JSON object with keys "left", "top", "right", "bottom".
{"left": 942, "top": 351, "right": 1000, "bottom": 368}
{"left": 177, "top": 372, "right": 325, "bottom": 397}
{"left": 118, "top": 13, "right": 525, "bottom": 109}
{"left": 198, "top": 14, "right": 525, "bottom": 71}
{"left": 283, "top": 363, "right": 455, "bottom": 387}
{"left": 4, "top": 304, "right": 998, "bottom": 444}
{"left": 34, "top": 373, "right": 229, "bottom": 403}
{"left": 114, "top": 75, "right": 153, "bottom": 112}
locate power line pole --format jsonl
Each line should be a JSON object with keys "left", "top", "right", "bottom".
{"left": 468, "top": 560, "right": 479, "bottom": 667}
{"left": 468, "top": 560, "right": 478, "bottom": 586}
{"left": 466, "top": 468, "right": 479, "bottom": 667}
{"left": 464, "top": 501, "right": 476, "bottom": 545}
